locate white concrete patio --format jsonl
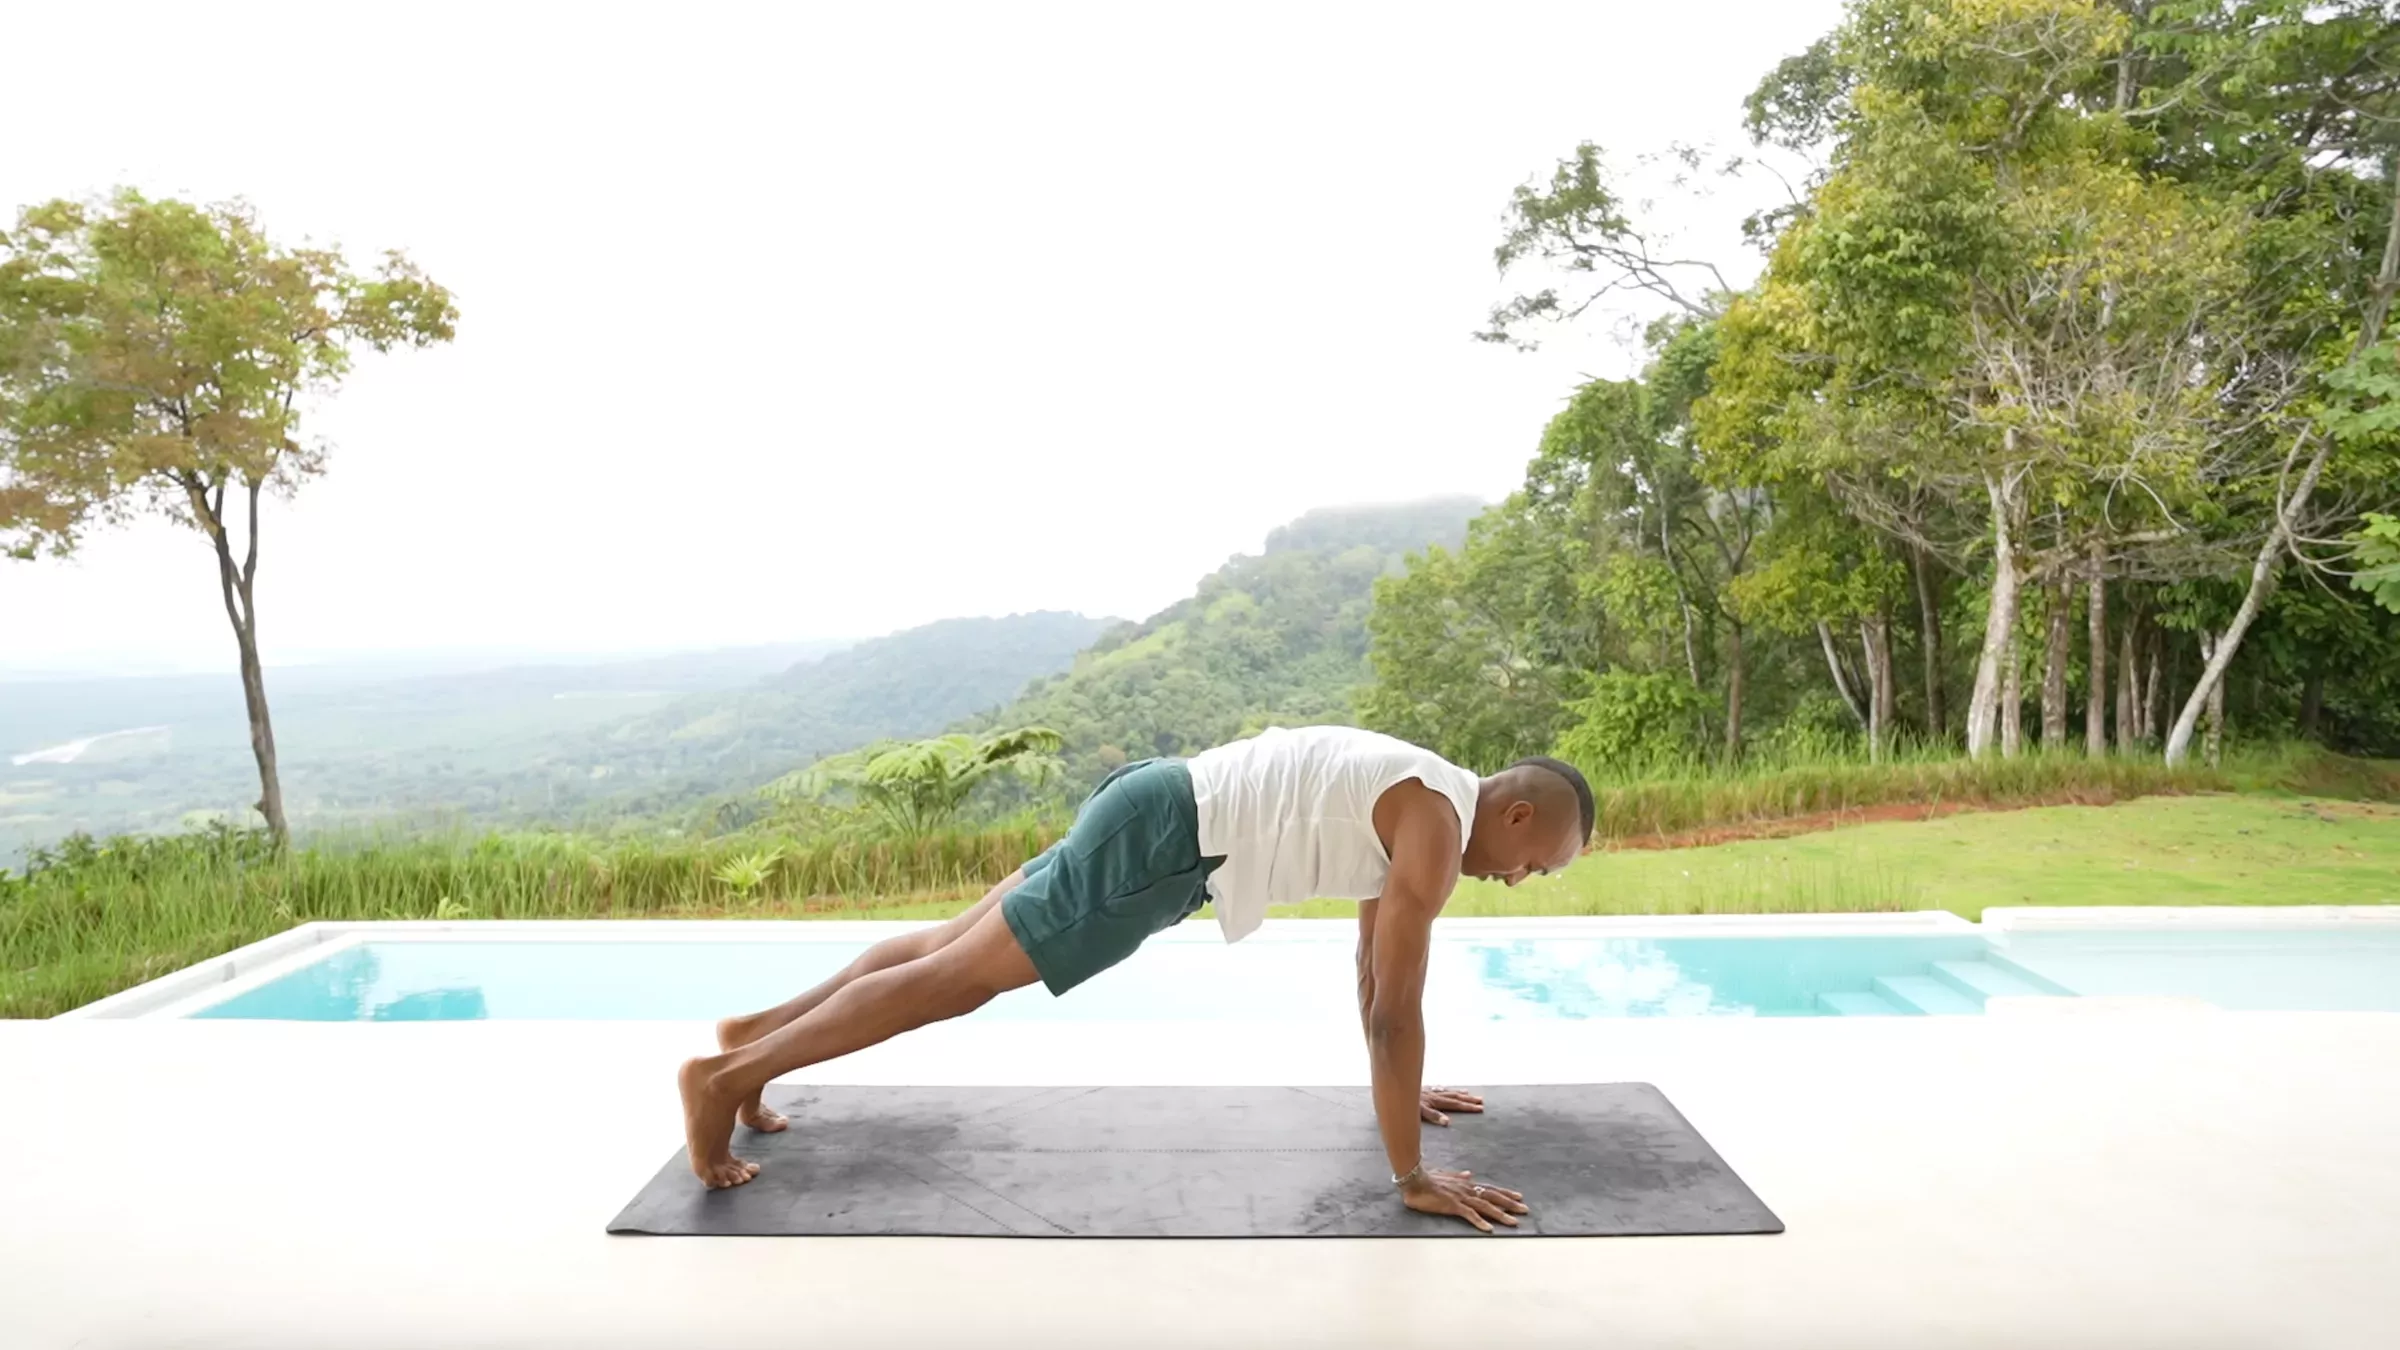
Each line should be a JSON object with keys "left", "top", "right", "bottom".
{"left": 4, "top": 1004, "right": 2396, "bottom": 1348}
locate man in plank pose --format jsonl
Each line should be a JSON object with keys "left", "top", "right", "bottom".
{"left": 679, "top": 724, "right": 1594, "bottom": 1232}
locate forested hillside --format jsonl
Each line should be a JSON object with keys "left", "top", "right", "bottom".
{"left": 973, "top": 499, "right": 1482, "bottom": 787}
{"left": 588, "top": 611, "right": 1112, "bottom": 815}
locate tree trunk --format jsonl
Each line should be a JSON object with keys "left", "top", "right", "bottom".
{"left": 1965, "top": 466, "right": 2023, "bottom": 760}
{"left": 2135, "top": 630, "right": 2157, "bottom": 743}
{"left": 2165, "top": 538, "right": 2280, "bottom": 766}
{"left": 2150, "top": 628, "right": 2170, "bottom": 744}
{"left": 2198, "top": 632, "right": 2227, "bottom": 768}
{"left": 1666, "top": 510, "right": 1712, "bottom": 749}
{"left": 2300, "top": 671, "right": 2324, "bottom": 742}
{"left": 2087, "top": 549, "right": 2108, "bottom": 756}
{"left": 2207, "top": 672, "right": 2227, "bottom": 768}
{"left": 1863, "top": 612, "right": 1896, "bottom": 764}
{"left": 2001, "top": 620, "right": 2024, "bottom": 758}
{"left": 1910, "top": 544, "right": 1947, "bottom": 742}
{"left": 1723, "top": 618, "right": 1746, "bottom": 763}
{"left": 2116, "top": 610, "right": 2138, "bottom": 753}
{"left": 2113, "top": 6, "right": 2145, "bottom": 111}
{"left": 2041, "top": 572, "right": 2072, "bottom": 748}
{"left": 2166, "top": 156, "right": 2400, "bottom": 765}
{"left": 194, "top": 476, "right": 289, "bottom": 848}
{"left": 1680, "top": 603, "right": 1703, "bottom": 699}
{"left": 1819, "top": 621, "right": 1868, "bottom": 730}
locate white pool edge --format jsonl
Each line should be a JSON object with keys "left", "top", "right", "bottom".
{"left": 55, "top": 921, "right": 346, "bottom": 1022}
{"left": 1983, "top": 904, "right": 2400, "bottom": 931}
{"left": 55, "top": 905, "right": 2400, "bottom": 1020}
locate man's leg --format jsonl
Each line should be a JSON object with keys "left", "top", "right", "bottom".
{"left": 678, "top": 900, "right": 1041, "bottom": 1188}
{"left": 716, "top": 866, "right": 1031, "bottom": 1130}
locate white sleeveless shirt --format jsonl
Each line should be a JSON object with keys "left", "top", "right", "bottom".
{"left": 1187, "top": 725, "right": 1482, "bottom": 943}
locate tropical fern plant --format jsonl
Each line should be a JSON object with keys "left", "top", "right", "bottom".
{"left": 762, "top": 727, "right": 1065, "bottom": 838}
{"left": 712, "top": 846, "right": 785, "bottom": 898}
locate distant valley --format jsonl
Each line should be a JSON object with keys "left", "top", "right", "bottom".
{"left": 1, "top": 498, "right": 1482, "bottom": 861}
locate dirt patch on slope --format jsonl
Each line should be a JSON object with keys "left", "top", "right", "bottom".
{"left": 1595, "top": 788, "right": 2162, "bottom": 853}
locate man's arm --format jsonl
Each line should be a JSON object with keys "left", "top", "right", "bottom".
{"left": 1355, "top": 897, "right": 1379, "bottom": 1043}
{"left": 1357, "top": 900, "right": 1485, "bottom": 1127}
{"left": 1362, "top": 783, "right": 1525, "bottom": 1232}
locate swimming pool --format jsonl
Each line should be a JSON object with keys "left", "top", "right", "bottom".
{"left": 137, "top": 913, "right": 2400, "bottom": 1022}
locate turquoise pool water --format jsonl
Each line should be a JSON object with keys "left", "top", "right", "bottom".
{"left": 186, "top": 927, "right": 2400, "bottom": 1021}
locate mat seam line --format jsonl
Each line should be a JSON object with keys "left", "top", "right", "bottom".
{"left": 908, "top": 1150, "right": 1074, "bottom": 1236}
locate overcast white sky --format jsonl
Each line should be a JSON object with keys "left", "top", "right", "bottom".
{"left": 1, "top": 0, "right": 1843, "bottom": 677}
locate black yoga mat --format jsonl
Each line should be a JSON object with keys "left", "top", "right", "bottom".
{"left": 607, "top": 1083, "right": 1782, "bottom": 1238}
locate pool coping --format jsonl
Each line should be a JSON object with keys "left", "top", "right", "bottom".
{"left": 54, "top": 905, "right": 2400, "bottom": 1020}
{"left": 1982, "top": 904, "right": 2400, "bottom": 931}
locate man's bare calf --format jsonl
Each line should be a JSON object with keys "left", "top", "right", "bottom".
{"left": 678, "top": 900, "right": 1041, "bottom": 1188}
{"left": 710, "top": 868, "right": 1027, "bottom": 1131}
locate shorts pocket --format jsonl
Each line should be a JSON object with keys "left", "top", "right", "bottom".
{"left": 1095, "top": 865, "right": 1208, "bottom": 931}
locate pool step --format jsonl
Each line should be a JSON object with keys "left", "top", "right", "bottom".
{"left": 1930, "top": 958, "right": 2056, "bottom": 1006}
{"left": 1872, "top": 974, "right": 1982, "bottom": 1015}
{"left": 1817, "top": 990, "right": 1909, "bottom": 1017}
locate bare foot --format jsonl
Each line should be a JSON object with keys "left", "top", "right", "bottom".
{"left": 677, "top": 1057, "right": 758, "bottom": 1189}
{"left": 716, "top": 1016, "right": 789, "bottom": 1132}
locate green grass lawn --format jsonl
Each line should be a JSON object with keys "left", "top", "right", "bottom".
{"left": 1396, "top": 794, "right": 2400, "bottom": 921}
{"left": 790, "top": 794, "right": 2400, "bottom": 925}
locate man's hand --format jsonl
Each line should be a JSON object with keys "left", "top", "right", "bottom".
{"left": 1420, "top": 1087, "right": 1484, "bottom": 1126}
{"left": 1401, "top": 1168, "right": 1528, "bottom": 1233}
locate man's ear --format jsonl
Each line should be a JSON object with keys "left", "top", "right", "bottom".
{"left": 1506, "top": 800, "right": 1534, "bottom": 828}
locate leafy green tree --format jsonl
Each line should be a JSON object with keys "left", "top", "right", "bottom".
{"left": 2356, "top": 512, "right": 2400, "bottom": 615}
{"left": 1711, "top": 0, "right": 2343, "bottom": 763}
{"left": 1727, "top": 492, "right": 1909, "bottom": 759}
{"left": 2247, "top": 581, "right": 2400, "bottom": 750}
{"left": 1357, "top": 504, "right": 1593, "bottom": 772}
{"left": 765, "top": 728, "right": 1064, "bottom": 839}
{"left": 1552, "top": 671, "right": 1712, "bottom": 780}
{"left": 2082, "top": 0, "right": 2400, "bottom": 763}
{"left": 1438, "top": 0, "right": 2399, "bottom": 775}
{"left": 0, "top": 192, "right": 455, "bottom": 844}
{"left": 1518, "top": 323, "right": 1771, "bottom": 756}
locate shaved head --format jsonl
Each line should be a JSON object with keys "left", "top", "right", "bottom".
{"left": 1499, "top": 756, "right": 1594, "bottom": 845}
{"left": 1460, "top": 756, "right": 1594, "bottom": 887}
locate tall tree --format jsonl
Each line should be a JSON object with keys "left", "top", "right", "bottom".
{"left": 2126, "top": 0, "right": 2400, "bottom": 763}
{"left": 2166, "top": 221, "right": 2400, "bottom": 763}
{"left": 1476, "top": 142, "right": 1737, "bottom": 349}
{"left": 1514, "top": 323, "right": 1768, "bottom": 758}
{"left": 1358, "top": 503, "right": 1597, "bottom": 771}
{"left": 1719, "top": 0, "right": 2321, "bottom": 759}
{"left": 1727, "top": 490, "right": 1909, "bottom": 760}
{"left": 0, "top": 192, "right": 455, "bottom": 844}
{"left": 2086, "top": 541, "right": 2110, "bottom": 753}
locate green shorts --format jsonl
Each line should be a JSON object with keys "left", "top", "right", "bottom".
{"left": 1001, "top": 757, "right": 1223, "bottom": 996}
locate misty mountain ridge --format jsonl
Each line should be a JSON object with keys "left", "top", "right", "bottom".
{"left": 967, "top": 496, "right": 1484, "bottom": 785}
